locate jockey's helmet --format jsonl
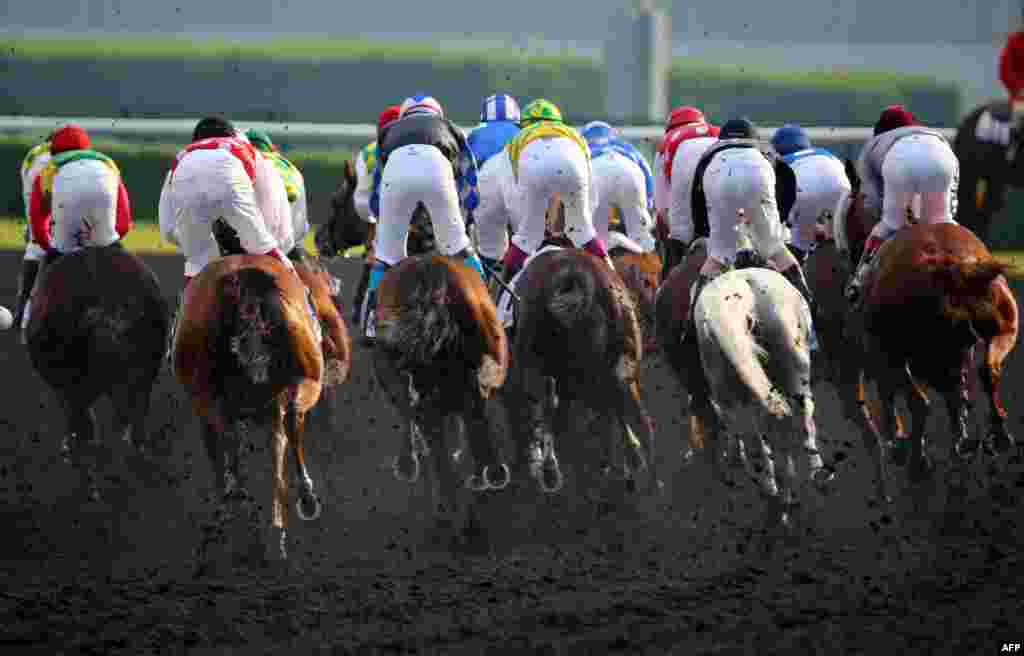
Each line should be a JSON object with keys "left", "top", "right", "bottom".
{"left": 719, "top": 117, "right": 757, "bottom": 141}
{"left": 50, "top": 124, "right": 91, "bottom": 154}
{"left": 481, "top": 94, "right": 521, "bottom": 124}
{"left": 245, "top": 128, "right": 276, "bottom": 153}
{"left": 665, "top": 106, "right": 706, "bottom": 132}
{"left": 400, "top": 95, "right": 444, "bottom": 119}
{"left": 192, "top": 115, "right": 236, "bottom": 142}
{"left": 873, "top": 105, "right": 917, "bottom": 136}
{"left": 770, "top": 124, "right": 811, "bottom": 156}
{"left": 581, "top": 121, "right": 618, "bottom": 148}
{"left": 377, "top": 105, "right": 402, "bottom": 133}
{"left": 520, "top": 99, "right": 563, "bottom": 127}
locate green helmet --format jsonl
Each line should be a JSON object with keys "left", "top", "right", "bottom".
{"left": 520, "top": 99, "right": 563, "bottom": 127}
{"left": 245, "top": 128, "right": 275, "bottom": 152}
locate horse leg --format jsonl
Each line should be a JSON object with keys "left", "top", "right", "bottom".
{"left": 905, "top": 372, "right": 934, "bottom": 484}
{"left": 269, "top": 409, "right": 290, "bottom": 562}
{"left": 422, "top": 409, "right": 462, "bottom": 538}
{"left": 111, "top": 379, "right": 155, "bottom": 456}
{"left": 462, "top": 385, "right": 510, "bottom": 493}
{"left": 618, "top": 379, "right": 662, "bottom": 495}
{"left": 286, "top": 399, "right": 322, "bottom": 522}
{"left": 60, "top": 397, "right": 101, "bottom": 503}
{"left": 839, "top": 351, "right": 891, "bottom": 503}
{"left": 980, "top": 337, "right": 1016, "bottom": 455}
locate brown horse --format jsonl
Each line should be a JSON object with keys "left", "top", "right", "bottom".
{"left": 610, "top": 245, "right": 662, "bottom": 353}
{"left": 839, "top": 222, "right": 1018, "bottom": 493}
{"left": 25, "top": 242, "right": 170, "bottom": 501}
{"left": 173, "top": 255, "right": 324, "bottom": 568}
{"left": 372, "top": 254, "right": 510, "bottom": 543}
{"left": 503, "top": 248, "right": 658, "bottom": 497}
{"left": 951, "top": 100, "right": 1024, "bottom": 243}
{"left": 289, "top": 249, "right": 353, "bottom": 430}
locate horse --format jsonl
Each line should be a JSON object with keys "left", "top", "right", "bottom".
{"left": 288, "top": 247, "right": 353, "bottom": 431}
{"left": 607, "top": 230, "right": 662, "bottom": 354}
{"left": 173, "top": 254, "right": 325, "bottom": 569}
{"left": 371, "top": 253, "right": 510, "bottom": 544}
{"left": 692, "top": 267, "right": 832, "bottom": 529}
{"left": 24, "top": 242, "right": 170, "bottom": 502}
{"left": 839, "top": 222, "right": 1018, "bottom": 491}
{"left": 502, "top": 247, "right": 659, "bottom": 499}
{"left": 951, "top": 99, "right": 1023, "bottom": 243}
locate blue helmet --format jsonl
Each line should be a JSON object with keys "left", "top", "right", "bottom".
{"left": 771, "top": 124, "right": 812, "bottom": 156}
{"left": 480, "top": 94, "right": 521, "bottom": 123}
{"left": 400, "top": 94, "right": 444, "bottom": 119}
{"left": 581, "top": 120, "right": 618, "bottom": 148}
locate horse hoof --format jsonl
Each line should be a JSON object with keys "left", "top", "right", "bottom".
{"left": 295, "top": 492, "right": 322, "bottom": 521}
{"left": 540, "top": 463, "right": 564, "bottom": 494}
{"left": 465, "top": 473, "right": 489, "bottom": 492}
{"left": 954, "top": 437, "right": 981, "bottom": 461}
{"left": 484, "top": 464, "right": 511, "bottom": 491}
{"left": 812, "top": 467, "right": 836, "bottom": 494}
{"left": 625, "top": 477, "right": 638, "bottom": 494}
{"left": 889, "top": 439, "right": 910, "bottom": 466}
{"left": 680, "top": 448, "right": 695, "bottom": 466}
{"left": 626, "top": 448, "right": 648, "bottom": 474}
{"left": 392, "top": 453, "right": 420, "bottom": 484}
{"left": 988, "top": 429, "right": 1016, "bottom": 455}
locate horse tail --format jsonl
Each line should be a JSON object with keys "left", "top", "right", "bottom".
{"left": 545, "top": 263, "right": 596, "bottom": 329}
{"left": 698, "top": 277, "right": 790, "bottom": 419}
{"left": 935, "top": 259, "right": 1013, "bottom": 324}
{"left": 386, "top": 262, "right": 462, "bottom": 368}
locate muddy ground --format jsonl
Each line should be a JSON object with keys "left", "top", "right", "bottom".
{"left": 0, "top": 251, "right": 1021, "bottom": 655}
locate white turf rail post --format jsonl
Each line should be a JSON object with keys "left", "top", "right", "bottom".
{"left": 0, "top": 115, "right": 957, "bottom": 146}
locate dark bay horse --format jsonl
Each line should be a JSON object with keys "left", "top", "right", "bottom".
{"left": 841, "top": 222, "right": 1018, "bottom": 490}
{"left": 372, "top": 254, "right": 510, "bottom": 544}
{"left": 173, "top": 255, "right": 325, "bottom": 568}
{"left": 25, "top": 242, "right": 170, "bottom": 501}
{"left": 952, "top": 100, "right": 1024, "bottom": 242}
{"left": 504, "top": 248, "right": 658, "bottom": 497}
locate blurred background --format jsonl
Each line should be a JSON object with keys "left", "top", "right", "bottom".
{"left": 1, "top": 0, "right": 1021, "bottom": 243}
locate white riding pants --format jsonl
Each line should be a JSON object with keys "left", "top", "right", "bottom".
{"left": 474, "top": 150, "right": 519, "bottom": 261}
{"left": 669, "top": 136, "right": 719, "bottom": 244}
{"left": 591, "top": 150, "right": 656, "bottom": 252}
{"left": 374, "top": 144, "right": 470, "bottom": 266}
{"left": 787, "top": 156, "right": 851, "bottom": 253}
{"left": 49, "top": 160, "right": 121, "bottom": 254}
{"left": 874, "top": 134, "right": 960, "bottom": 240}
{"left": 510, "top": 137, "right": 597, "bottom": 254}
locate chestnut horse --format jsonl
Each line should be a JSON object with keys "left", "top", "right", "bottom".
{"left": 372, "top": 254, "right": 510, "bottom": 543}
{"left": 173, "top": 255, "right": 325, "bottom": 567}
{"left": 503, "top": 248, "right": 658, "bottom": 497}
{"left": 840, "top": 222, "right": 1018, "bottom": 491}
{"left": 25, "top": 242, "right": 170, "bottom": 501}
{"left": 607, "top": 231, "right": 662, "bottom": 354}
{"left": 951, "top": 100, "right": 1024, "bottom": 243}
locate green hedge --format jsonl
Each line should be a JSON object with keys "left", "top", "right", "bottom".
{"left": 0, "top": 37, "right": 961, "bottom": 127}
{"left": 0, "top": 135, "right": 350, "bottom": 225}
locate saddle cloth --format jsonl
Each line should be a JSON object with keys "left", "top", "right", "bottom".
{"left": 497, "top": 244, "right": 564, "bottom": 329}
{"left": 975, "top": 110, "right": 1012, "bottom": 146}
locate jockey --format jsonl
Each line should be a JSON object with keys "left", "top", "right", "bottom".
{"left": 350, "top": 104, "right": 403, "bottom": 327}
{"left": 657, "top": 106, "right": 721, "bottom": 275}
{"left": 580, "top": 120, "right": 657, "bottom": 253}
{"left": 361, "top": 94, "right": 484, "bottom": 340}
{"left": 159, "top": 115, "right": 296, "bottom": 289}
{"left": 467, "top": 94, "right": 522, "bottom": 277}
{"left": 845, "top": 105, "right": 959, "bottom": 307}
{"left": 245, "top": 128, "right": 310, "bottom": 259}
{"left": 683, "top": 117, "right": 816, "bottom": 342}
{"left": 770, "top": 123, "right": 851, "bottom": 262}
{"left": 13, "top": 135, "right": 52, "bottom": 329}
{"left": 999, "top": 31, "right": 1024, "bottom": 160}
{"left": 501, "top": 98, "right": 611, "bottom": 282}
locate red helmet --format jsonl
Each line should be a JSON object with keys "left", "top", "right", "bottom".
{"left": 665, "top": 106, "right": 706, "bottom": 132}
{"left": 377, "top": 105, "right": 402, "bottom": 133}
{"left": 873, "top": 104, "right": 917, "bottom": 136}
{"left": 50, "top": 124, "right": 91, "bottom": 154}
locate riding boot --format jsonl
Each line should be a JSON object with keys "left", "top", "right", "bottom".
{"left": 12, "top": 259, "right": 40, "bottom": 330}
{"left": 845, "top": 235, "right": 884, "bottom": 309}
{"left": 662, "top": 238, "right": 687, "bottom": 281}
{"left": 679, "top": 272, "right": 713, "bottom": 345}
{"left": 351, "top": 261, "right": 373, "bottom": 327}
{"left": 361, "top": 261, "right": 391, "bottom": 346}
{"left": 452, "top": 246, "right": 486, "bottom": 284}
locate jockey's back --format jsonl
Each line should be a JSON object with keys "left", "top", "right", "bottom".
{"left": 507, "top": 120, "right": 590, "bottom": 181}
{"left": 377, "top": 114, "right": 465, "bottom": 171}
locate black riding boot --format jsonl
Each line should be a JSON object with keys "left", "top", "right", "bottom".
{"left": 662, "top": 238, "right": 688, "bottom": 281}
{"left": 12, "top": 259, "right": 40, "bottom": 330}
{"left": 351, "top": 261, "right": 372, "bottom": 326}
{"left": 680, "top": 272, "right": 713, "bottom": 345}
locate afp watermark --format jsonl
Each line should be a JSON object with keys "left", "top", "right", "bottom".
{"left": 1001, "top": 644, "right": 1022, "bottom": 653}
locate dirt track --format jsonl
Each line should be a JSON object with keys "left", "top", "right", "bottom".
{"left": 0, "top": 250, "right": 1021, "bottom": 655}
